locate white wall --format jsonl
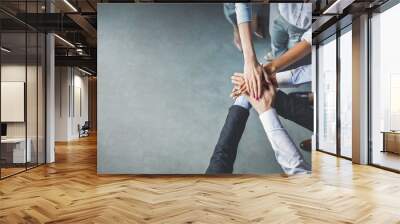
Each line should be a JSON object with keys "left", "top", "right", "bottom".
{"left": 1, "top": 63, "right": 46, "bottom": 164}
{"left": 55, "top": 67, "right": 89, "bottom": 141}
{"left": 1, "top": 65, "right": 42, "bottom": 138}
{"left": 71, "top": 73, "right": 89, "bottom": 138}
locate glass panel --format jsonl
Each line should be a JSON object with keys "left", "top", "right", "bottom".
{"left": 1, "top": 31, "right": 27, "bottom": 177}
{"left": 318, "top": 37, "right": 337, "bottom": 154}
{"left": 340, "top": 29, "right": 352, "bottom": 158}
{"left": 371, "top": 4, "right": 400, "bottom": 171}
{"left": 26, "top": 0, "right": 38, "bottom": 169}
{"left": 0, "top": 1, "right": 46, "bottom": 179}
{"left": 27, "top": 31, "right": 38, "bottom": 169}
{"left": 38, "top": 33, "right": 45, "bottom": 165}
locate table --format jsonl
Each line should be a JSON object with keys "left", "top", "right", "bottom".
{"left": 381, "top": 131, "right": 400, "bottom": 154}
{"left": 1, "top": 138, "right": 31, "bottom": 163}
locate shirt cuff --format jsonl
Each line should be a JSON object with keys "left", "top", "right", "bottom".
{"left": 292, "top": 65, "right": 312, "bottom": 85}
{"left": 301, "top": 28, "right": 312, "bottom": 45}
{"left": 259, "top": 108, "right": 283, "bottom": 132}
{"left": 235, "top": 3, "right": 252, "bottom": 24}
{"left": 276, "top": 70, "right": 294, "bottom": 88}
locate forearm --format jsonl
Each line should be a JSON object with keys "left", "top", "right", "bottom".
{"left": 234, "top": 3, "right": 255, "bottom": 62}
{"left": 237, "top": 22, "right": 257, "bottom": 63}
{"left": 259, "top": 109, "right": 311, "bottom": 175}
{"left": 264, "top": 40, "right": 311, "bottom": 74}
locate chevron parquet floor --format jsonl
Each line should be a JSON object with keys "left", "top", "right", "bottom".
{"left": 1, "top": 135, "right": 400, "bottom": 224}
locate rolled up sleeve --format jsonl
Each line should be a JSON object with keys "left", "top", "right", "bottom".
{"left": 235, "top": 3, "right": 252, "bottom": 24}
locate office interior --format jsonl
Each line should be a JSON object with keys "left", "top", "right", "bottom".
{"left": 0, "top": 0, "right": 399, "bottom": 222}
{"left": 0, "top": 0, "right": 97, "bottom": 179}
{"left": 313, "top": 0, "right": 400, "bottom": 172}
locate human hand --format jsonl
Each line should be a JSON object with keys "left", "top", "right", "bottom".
{"left": 230, "top": 73, "right": 247, "bottom": 99}
{"left": 231, "top": 73, "right": 276, "bottom": 114}
{"left": 263, "top": 62, "right": 278, "bottom": 85}
{"left": 243, "top": 60, "right": 265, "bottom": 100}
{"left": 230, "top": 72, "right": 276, "bottom": 99}
{"left": 230, "top": 73, "right": 276, "bottom": 114}
{"left": 245, "top": 82, "right": 276, "bottom": 114}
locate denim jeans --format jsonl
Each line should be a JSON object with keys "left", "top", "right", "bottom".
{"left": 270, "top": 14, "right": 307, "bottom": 58}
{"left": 206, "top": 90, "right": 313, "bottom": 174}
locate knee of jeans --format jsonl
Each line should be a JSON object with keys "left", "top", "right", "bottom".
{"left": 271, "top": 31, "right": 289, "bottom": 53}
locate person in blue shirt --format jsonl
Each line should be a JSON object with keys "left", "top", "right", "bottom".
{"left": 223, "top": 3, "right": 265, "bottom": 52}
{"left": 206, "top": 3, "right": 313, "bottom": 174}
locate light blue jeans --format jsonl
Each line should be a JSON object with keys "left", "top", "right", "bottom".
{"left": 270, "top": 14, "right": 308, "bottom": 58}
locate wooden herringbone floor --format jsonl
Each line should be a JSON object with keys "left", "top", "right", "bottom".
{"left": 1, "top": 135, "right": 400, "bottom": 224}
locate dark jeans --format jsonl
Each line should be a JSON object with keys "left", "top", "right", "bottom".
{"left": 274, "top": 90, "right": 313, "bottom": 132}
{"left": 206, "top": 90, "right": 313, "bottom": 174}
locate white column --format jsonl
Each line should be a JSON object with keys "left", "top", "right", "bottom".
{"left": 352, "top": 14, "right": 369, "bottom": 164}
{"left": 46, "top": 1, "right": 56, "bottom": 163}
{"left": 312, "top": 45, "right": 317, "bottom": 151}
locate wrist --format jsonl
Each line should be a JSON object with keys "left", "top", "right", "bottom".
{"left": 264, "top": 61, "right": 277, "bottom": 75}
{"left": 256, "top": 106, "right": 272, "bottom": 114}
{"left": 256, "top": 101, "right": 274, "bottom": 114}
{"left": 243, "top": 54, "right": 257, "bottom": 65}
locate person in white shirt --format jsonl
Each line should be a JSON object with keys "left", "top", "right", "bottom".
{"left": 231, "top": 74, "right": 311, "bottom": 175}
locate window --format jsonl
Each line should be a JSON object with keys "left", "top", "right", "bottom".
{"left": 370, "top": 3, "right": 400, "bottom": 171}
{"left": 317, "top": 36, "right": 337, "bottom": 154}
{"left": 339, "top": 28, "right": 352, "bottom": 158}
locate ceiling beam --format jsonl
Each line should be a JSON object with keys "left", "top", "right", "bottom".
{"left": 323, "top": 0, "right": 356, "bottom": 15}
{"left": 67, "top": 13, "right": 97, "bottom": 43}
{"left": 55, "top": 55, "right": 96, "bottom": 69}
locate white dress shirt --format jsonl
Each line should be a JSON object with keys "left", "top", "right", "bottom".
{"left": 259, "top": 108, "right": 311, "bottom": 175}
{"left": 276, "top": 65, "right": 312, "bottom": 88}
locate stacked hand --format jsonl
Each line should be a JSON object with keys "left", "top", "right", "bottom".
{"left": 230, "top": 72, "right": 278, "bottom": 114}
{"left": 242, "top": 61, "right": 278, "bottom": 100}
{"left": 243, "top": 61, "right": 264, "bottom": 100}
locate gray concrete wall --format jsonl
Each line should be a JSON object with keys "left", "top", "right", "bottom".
{"left": 97, "top": 3, "right": 312, "bottom": 174}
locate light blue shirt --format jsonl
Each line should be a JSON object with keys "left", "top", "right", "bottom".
{"left": 235, "top": 3, "right": 312, "bottom": 44}
{"left": 235, "top": 3, "right": 252, "bottom": 24}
